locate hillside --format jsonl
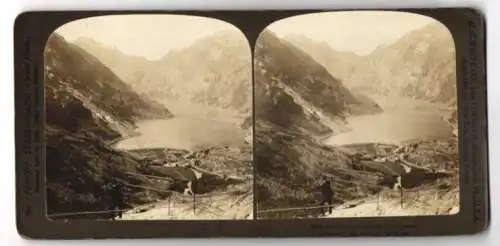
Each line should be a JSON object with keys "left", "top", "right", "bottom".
{"left": 255, "top": 30, "right": 382, "bottom": 123}
{"left": 75, "top": 30, "right": 252, "bottom": 114}
{"left": 46, "top": 34, "right": 172, "bottom": 133}
{"left": 45, "top": 34, "right": 173, "bottom": 218}
{"left": 254, "top": 30, "right": 387, "bottom": 218}
{"left": 45, "top": 126, "right": 173, "bottom": 218}
{"left": 254, "top": 120, "right": 382, "bottom": 218}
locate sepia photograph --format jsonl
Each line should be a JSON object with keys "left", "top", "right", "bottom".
{"left": 44, "top": 15, "right": 253, "bottom": 220}
{"left": 254, "top": 11, "right": 459, "bottom": 219}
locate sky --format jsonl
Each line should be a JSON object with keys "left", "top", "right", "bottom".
{"left": 54, "top": 12, "right": 445, "bottom": 60}
{"left": 267, "top": 11, "right": 443, "bottom": 55}
{"left": 55, "top": 14, "right": 238, "bottom": 60}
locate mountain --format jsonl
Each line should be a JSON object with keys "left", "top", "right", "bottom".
{"left": 346, "top": 22, "right": 456, "bottom": 106}
{"left": 284, "top": 22, "right": 456, "bottom": 108}
{"left": 283, "top": 34, "right": 362, "bottom": 83}
{"left": 348, "top": 22, "right": 458, "bottom": 139}
{"left": 46, "top": 34, "right": 172, "bottom": 134}
{"left": 254, "top": 30, "right": 386, "bottom": 218}
{"left": 72, "top": 37, "right": 156, "bottom": 87}
{"left": 283, "top": 22, "right": 458, "bottom": 140}
{"left": 255, "top": 30, "right": 382, "bottom": 135}
{"left": 75, "top": 30, "right": 252, "bottom": 114}
{"left": 45, "top": 34, "right": 173, "bottom": 217}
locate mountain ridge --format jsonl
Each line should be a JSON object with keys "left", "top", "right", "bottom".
{"left": 74, "top": 30, "right": 252, "bottom": 114}
{"left": 284, "top": 22, "right": 457, "bottom": 107}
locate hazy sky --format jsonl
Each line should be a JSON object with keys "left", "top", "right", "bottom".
{"left": 55, "top": 12, "right": 443, "bottom": 60}
{"left": 55, "top": 15, "right": 237, "bottom": 60}
{"left": 267, "top": 11, "right": 441, "bottom": 55}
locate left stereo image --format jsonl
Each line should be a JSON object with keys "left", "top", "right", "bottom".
{"left": 44, "top": 14, "right": 254, "bottom": 221}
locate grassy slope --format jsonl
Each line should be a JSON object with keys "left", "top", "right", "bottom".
{"left": 255, "top": 120, "right": 381, "bottom": 218}
{"left": 46, "top": 126, "right": 172, "bottom": 218}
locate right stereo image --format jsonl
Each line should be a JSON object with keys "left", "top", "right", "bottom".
{"left": 252, "top": 10, "right": 459, "bottom": 219}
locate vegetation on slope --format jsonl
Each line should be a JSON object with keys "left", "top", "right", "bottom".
{"left": 254, "top": 30, "right": 388, "bottom": 218}
{"left": 45, "top": 34, "right": 173, "bottom": 218}
{"left": 46, "top": 126, "right": 172, "bottom": 218}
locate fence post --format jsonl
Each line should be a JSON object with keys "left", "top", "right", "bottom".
{"left": 400, "top": 187, "right": 404, "bottom": 208}
{"left": 168, "top": 195, "right": 171, "bottom": 216}
{"left": 192, "top": 193, "right": 196, "bottom": 215}
{"left": 377, "top": 191, "right": 380, "bottom": 211}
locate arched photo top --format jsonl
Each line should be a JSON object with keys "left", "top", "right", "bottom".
{"left": 257, "top": 10, "right": 455, "bottom": 57}
{"left": 47, "top": 14, "right": 252, "bottom": 61}
{"left": 44, "top": 13, "right": 254, "bottom": 114}
{"left": 254, "top": 10, "right": 457, "bottom": 97}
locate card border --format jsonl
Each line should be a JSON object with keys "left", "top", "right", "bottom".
{"left": 14, "top": 8, "right": 489, "bottom": 238}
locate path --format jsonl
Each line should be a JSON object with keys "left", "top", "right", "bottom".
{"left": 322, "top": 187, "right": 459, "bottom": 218}
{"left": 119, "top": 183, "right": 253, "bottom": 220}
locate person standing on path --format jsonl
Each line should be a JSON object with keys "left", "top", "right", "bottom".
{"left": 317, "top": 176, "right": 334, "bottom": 215}
{"left": 110, "top": 180, "right": 125, "bottom": 220}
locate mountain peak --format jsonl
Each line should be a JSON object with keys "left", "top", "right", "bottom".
{"left": 74, "top": 37, "right": 101, "bottom": 46}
